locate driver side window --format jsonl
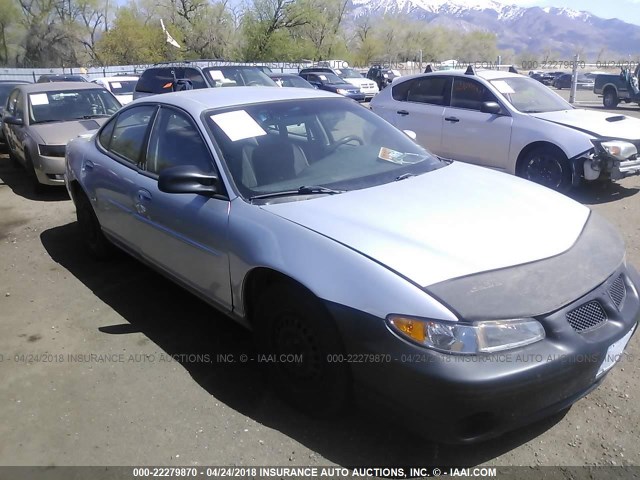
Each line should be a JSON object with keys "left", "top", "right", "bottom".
{"left": 145, "top": 107, "right": 214, "bottom": 175}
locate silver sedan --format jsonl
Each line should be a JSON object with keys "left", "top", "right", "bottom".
{"left": 2, "top": 82, "right": 120, "bottom": 192}
{"left": 65, "top": 87, "right": 639, "bottom": 443}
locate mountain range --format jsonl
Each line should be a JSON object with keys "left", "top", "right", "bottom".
{"left": 350, "top": 0, "right": 640, "bottom": 59}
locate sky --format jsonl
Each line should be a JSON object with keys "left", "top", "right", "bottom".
{"left": 506, "top": 0, "right": 640, "bottom": 26}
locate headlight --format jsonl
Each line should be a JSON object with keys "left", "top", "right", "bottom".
{"left": 336, "top": 89, "right": 349, "bottom": 95}
{"left": 593, "top": 140, "right": 637, "bottom": 160}
{"left": 387, "top": 315, "right": 545, "bottom": 354}
{"left": 38, "top": 144, "right": 66, "bottom": 157}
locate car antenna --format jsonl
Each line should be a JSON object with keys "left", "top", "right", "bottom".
{"left": 424, "top": 64, "right": 433, "bottom": 73}
{"left": 509, "top": 65, "right": 519, "bottom": 74}
{"left": 465, "top": 65, "right": 475, "bottom": 75}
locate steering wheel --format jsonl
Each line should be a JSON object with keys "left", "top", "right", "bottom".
{"left": 246, "top": 81, "right": 261, "bottom": 86}
{"left": 326, "top": 135, "right": 364, "bottom": 154}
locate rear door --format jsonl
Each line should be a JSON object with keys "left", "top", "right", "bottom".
{"left": 133, "top": 106, "right": 232, "bottom": 310}
{"left": 440, "top": 77, "right": 513, "bottom": 169}
{"left": 387, "top": 76, "right": 450, "bottom": 155}
{"left": 86, "top": 104, "right": 158, "bottom": 246}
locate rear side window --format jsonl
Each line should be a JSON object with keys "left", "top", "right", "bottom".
{"left": 105, "top": 105, "right": 157, "bottom": 164}
{"left": 402, "top": 77, "right": 449, "bottom": 105}
{"left": 98, "top": 118, "right": 116, "bottom": 149}
{"left": 135, "top": 68, "right": 207, "bottom": 94}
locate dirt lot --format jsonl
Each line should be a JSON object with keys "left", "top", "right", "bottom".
{"left": 0, "top": 123, "right": 639, "bottom": 467}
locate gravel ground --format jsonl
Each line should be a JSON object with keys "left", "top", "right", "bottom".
{"left": 0, "top": 113, "right": 639, "bottom": 469}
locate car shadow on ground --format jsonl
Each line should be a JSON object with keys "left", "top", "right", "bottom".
{"left": 568, "top": 180, "right": 639, "bottom": 205}
{"left": 41, "top": 222, "right": 568, "bottom": 467}
{"left": 0, "top": 154, "right": 69, "bottom": 202}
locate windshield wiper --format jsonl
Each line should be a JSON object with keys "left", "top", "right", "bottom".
{"left": 32, "top": 119, "right": 65, "bottom": 124}
{"left": 249, "top": 185, "right": 346, "bottom": 202}
{"left": 75, "top": 114, "right": 110, "bottom": 119}
{"left": 395, "top": 173, "right": 417, "bottom": 181}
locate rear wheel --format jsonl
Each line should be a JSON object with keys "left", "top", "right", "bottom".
{"left": 255, "top": 282, "right": 351, "bottom": 416}
{"left": 518, "top": 145, "right": 572, "bottom": 192}
{"left": 75, "top": 189, "right": 112, "bottom": 260}
{"left": 603, "top": 88, "right": 619, "bottom": 109}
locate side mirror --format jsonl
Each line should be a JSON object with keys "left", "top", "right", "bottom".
{"left": 403, "top": 130, "right": 417, "bottom": 140}
{"left": 481, "top": 101, "right": 502, "bottom": 115}
{"left": 3, "top": 115, "right": 23, "bottom": 126}
{"left": 158, "top": 165, "right": 218, "bottom": 195}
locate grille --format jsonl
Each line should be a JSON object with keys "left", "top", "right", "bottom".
{"left": 566, "top": 300, "right": 607, "bottom": 332}
{"left": 609, "top": 275, "right": 626, "bottom": 309}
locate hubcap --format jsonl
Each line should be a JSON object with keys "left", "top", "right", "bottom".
{"left": 272, "top": 313, "right": 321, "bottom": 382}
{"left": 526, "top": 154, "right": 564, "bottom": 189}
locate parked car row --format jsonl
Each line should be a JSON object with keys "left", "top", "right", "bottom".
{"left": 1, "top": 61, "right": 638, "bottom": 445}
{"left": 371, "top": 67, "right": 640, "bottom": 190}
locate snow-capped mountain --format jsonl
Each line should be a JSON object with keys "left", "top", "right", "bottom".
{"left": 351, "top": 0, "right": 640, "bottom": 57}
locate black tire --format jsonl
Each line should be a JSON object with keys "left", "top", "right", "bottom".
{"left": 603, "top": 89, "right": 619, "bottom": 109}
{"left": 24, "top": 150, "right": 45, "bottom": 194}
{"left": 518, "top": 145, "right": 572, "bottom": 192}
{"left": 75, "top": 189, "right": 112, "bottom": 260}
{"left": 254, "top": 282, "right": 351, "bottom": 416}
{"left": 8, "top": 147, "right": 21, "bottom": 168}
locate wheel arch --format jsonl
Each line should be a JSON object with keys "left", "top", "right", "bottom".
{"left": 515, "top": 141, "right": 568, "bottom": 176}
{"left": 242, "top": 267, "right": 319, "bottom": 328}
{"left": 601, "top": 84, "right": 619, "bottom": 96}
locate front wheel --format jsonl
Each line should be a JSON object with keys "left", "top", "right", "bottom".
{"left": 603, "top": 89, "right": 619, "bottom": 108}
{"left": 255, "top": 283, "right": 351, "bottom": 416}
{"left": 518, "top": 146, "right": 572, "bottom": 192}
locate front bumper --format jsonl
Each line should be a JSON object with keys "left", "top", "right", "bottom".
{"left": 34, "top": 153, "right": 66, "bottom": 185}
{"left": 326, "top": 264, "right": 640, "bottom": 443}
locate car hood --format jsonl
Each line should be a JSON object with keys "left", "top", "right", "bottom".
{"left": 29, "top": 119, "right": 107, "bottom": 145}
{"left": 262, "top": 162, "right": 590, "bottom": 287}
{"left": 531, "top": 109, "right": 640, "bottom": 140}
{"left": 325, "top": 84, "right": 359, "bottom": 91}
{"left": 115, "top": 94, "right": 133, "bottom": 105}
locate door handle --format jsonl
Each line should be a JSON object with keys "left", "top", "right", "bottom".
{"left": 134, "top": 189, "right": 151, "bottom": 215}
{"left": 445, "top": 116, "right": 460, "bottom": 123}
{"left": 82, "top": 160, "right": 94, "bottom": 171}
{"left": 136, "top": 189, "right": 152, "bottom": 201}
{"left": 397, "top": 110, "right": 409, "bottom": 116}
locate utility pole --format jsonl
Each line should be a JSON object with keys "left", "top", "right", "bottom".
{"left": 569, "top": 53, "right": 579, "bottom": 104}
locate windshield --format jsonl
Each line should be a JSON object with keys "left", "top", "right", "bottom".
{"left": 28, "top": 89, "right": 121, "bottom": 124}
{"left": 204, "top": 98, "right": 444, "bottom": 201}
{"left": 204, "top": 67, "right": 276, "bottom": 87}
{"left": 108, "top": 80, "right": 137, "bottom": 94}
{"left": 336, "top": 68, "right": 362, "bottom": 79}
{"left": 490, "top": 76, "right": 572, "bottom": 113}
{"left": 274, "top": 76, "right": 312, "bottom": 88}
{"left": 318, "top": 73, "right": 346, "bottom": 85}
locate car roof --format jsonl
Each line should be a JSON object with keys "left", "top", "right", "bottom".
{"left": 268, "top": 73, "right": 301, "bottom": 78}
{"left": 0, "top": 79, "right": 30, "bottom": 84}
{"left": 94, "top": 76, "right": 139, "bottom": 82}
{"left": 17, "top": 82, "right": 108, "bottom": 93}
{"left": 131, "top": 86, "right": 340, "bottom": 110}
{"left": 400, "top": 69, "right": 523, "bottom": 83}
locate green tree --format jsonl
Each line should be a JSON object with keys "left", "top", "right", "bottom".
{"left": 96, "top": 5, "right": 168, "bottom": 65}
{"left": 240, "top": 0, "right": 309, "bottom": 60}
